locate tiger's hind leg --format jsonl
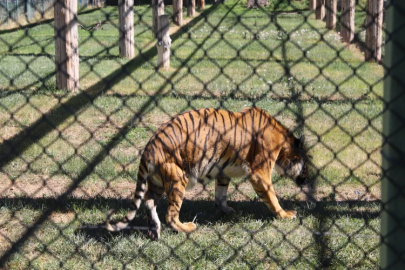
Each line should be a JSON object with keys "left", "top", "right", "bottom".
{"left": 162, "top": 164, "right": 197, "bottom": 233}
{"left": 144, "top": 187, "right": 163, "bottom": 240}
{"left": 215, "top": 176, "right": 235, "bottom": 214}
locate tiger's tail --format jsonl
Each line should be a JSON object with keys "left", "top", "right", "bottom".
{"left": 105, "top": 169, "right": 147, "bottom": 231}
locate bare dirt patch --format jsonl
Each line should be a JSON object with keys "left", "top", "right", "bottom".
{"left": 49, "top": 212, "right": 76, "bottom": 224}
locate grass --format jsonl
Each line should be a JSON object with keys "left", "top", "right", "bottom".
{"left": 0, "top": 1, "right": 383, "bottom": 269}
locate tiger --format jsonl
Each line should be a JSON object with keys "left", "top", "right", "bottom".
{"left": 106, "top": 107, "right": 309, "bottom": 239}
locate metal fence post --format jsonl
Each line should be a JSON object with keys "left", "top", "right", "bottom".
{"left": 381, "top": 0, "right": 405, "bottom": 269}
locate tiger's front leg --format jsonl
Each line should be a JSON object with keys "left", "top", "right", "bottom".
{"left": 249, "top": 170, "right": 296, "bottom": 219}
{"left": 215, "top": 176, "right": 235, "bottom": 214}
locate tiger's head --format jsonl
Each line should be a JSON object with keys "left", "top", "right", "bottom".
{"left": 275, "top": 135, "right": 310, "bottom": 186}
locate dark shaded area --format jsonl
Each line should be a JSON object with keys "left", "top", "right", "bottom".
{"left": 1, "top": 195, "right": 380, "bottom": 243}
{"left": 0, "top": 195, "right": 380, "bottom": 245}
{"left": 0, "top": 196, "right": 381, "bottom": 220}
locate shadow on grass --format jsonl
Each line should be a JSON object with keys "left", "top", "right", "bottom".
{"left": 0, "top": 194, "right": 380, "bottom": 245}
{"left": 0, "top": 195, "right": 380, "bottom": 243}
{"left": 0, "top": 196, "right": 380, "bottom": 219}
{"left": 0, "top": 5, "right": 219, "bottom": 169}
{"left": 0, "top": 3, "right": 230, "bottom": 265}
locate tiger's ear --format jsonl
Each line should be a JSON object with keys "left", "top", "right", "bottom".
{"left": 299, "top": 135, "right": 305, "bottom": 148}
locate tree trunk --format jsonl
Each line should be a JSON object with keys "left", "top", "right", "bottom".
{"left": 153, "top": 0, "right": 164, "bottom": 37}
{"left": 316, "top": 0, "right": 325, "bottom": 20}
{"left": 309, "top": 0, "right": 316, "bottom": 11}
{"left": 365, "top": 0, "right": 384, "bottom": 62}
{"left": 198, "top": 0, "right": 205, "bottom": 10}
{"left": 54, "top": 0, "right": 79, "bottom": 92}
{"left": 173, "top": 0, "right": 183, "bottom": 26}
{"left": 187, "top": 0, "right": 195, "bottom": 17}
{"left": 340, "top": 0, "right": 355, "bottom": 43}
{"left": 118, "top": 0, "right": 135, "bottom": 58}
{"left": 247, "top": 0, "right": 269, "bottom": 8}
{"left": 326, "top": 0, "right": 337, "bottom": 29}
{"left": 157, "top": 15, "right": 171, "bottom": 70}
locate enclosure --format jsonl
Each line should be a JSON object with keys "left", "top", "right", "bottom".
{"left": 0, "top": 0, "right": 404, "bottom": 269}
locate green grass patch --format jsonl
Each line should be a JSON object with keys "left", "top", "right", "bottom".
{"left": 0, "top": 1, "right": 383, "bottom": 268}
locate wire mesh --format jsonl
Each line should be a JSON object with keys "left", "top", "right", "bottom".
{"left": 0, "top": 0, "right": 106, "bottom": 22}
{"left": 0, "top": 0, "right": 401, "bottom": 268}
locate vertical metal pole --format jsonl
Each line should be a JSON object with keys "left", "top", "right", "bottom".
{"left": 381, "top": 0, "right": 405, "bottom": 269}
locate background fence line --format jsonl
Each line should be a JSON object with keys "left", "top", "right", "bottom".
{"left": 0, "top": 0, "right": 107, "bottom": 23}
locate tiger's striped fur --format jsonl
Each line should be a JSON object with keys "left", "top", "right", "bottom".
{"left": 106, "top": 107, "right": 309, "bottom": 239}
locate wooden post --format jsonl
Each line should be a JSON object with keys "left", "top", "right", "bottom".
{"left": 118, "top": 0, "right": 135, "bottom": 58}
{"left": 198, "top": 0, "right": 205, "bottom": 10}
{"left": 173, "top": 0, "right": 183, "bottom": 26}
{"left": 25, "top": 0, "right": 29, "bottom": 20}
{"left": 54, "top": 0, "right": 79, "bottom": 92}
{"left": 152, "top": 0, "right": 164, "bottom": 37}
{"left": 16, "top": 0, "right": 19, "bottom": 20}
{"left": 157, "top": 15, "right": 171, "bottom": 70}
{"left": 41, "top": 0, "right": 44, "bottom": 18}
{"left": 365, "top": 0, "right": 384, "bottom": 62}
{"left": 6, "top": 0, "right": 9, "bottom": 24}
{"left": 316, "top": 0, "right": 325, "bottom": 20}
{"left": 326, "top": 0, "right": 337, "bottom": 29}
{"left": 309, "top": 0, "right": 316, "bottom": 11}
{"left": 340, "top": 0, "right": 355, "bottom": 43}
{"left": 187, "top": 0, "right": 195, "bottom": 17}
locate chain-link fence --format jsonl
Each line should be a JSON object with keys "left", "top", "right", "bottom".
{"left": 0, "top": 0, "right": 404, "bottom": 268}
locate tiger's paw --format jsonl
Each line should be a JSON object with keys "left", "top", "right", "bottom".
{"left": 215, "top": 202, "right": 235, "bottom": 214}
{"left": 184, "top": 222, "right": 197, "bottom": 232}
{"left": 277, "top": 210, "right": 296, "bottom": 219}
{"left": 222, "top": 206, "right": 236, "bottom": 214}
{"left": 147, "top": 227, "right": 161, "bottom": 240}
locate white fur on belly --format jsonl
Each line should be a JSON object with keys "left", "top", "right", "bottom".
{"left": 186, "top": 160, "right": 249, "bottom": 190}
